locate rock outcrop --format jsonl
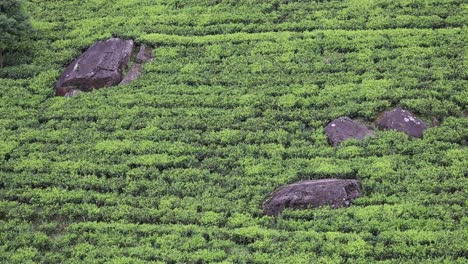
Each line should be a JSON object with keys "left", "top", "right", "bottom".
{"left": 136, "top": 45, "right": 154, "bottom": 64}
{"left": 263, "top": 179, "right": 361, "bottom": 216}
{"left": 119, "top": 46, "right": 153, "bottom": 86}
{"left": 377, "top": 107, "right": 427, "bottom": 138}
{"left": 120, "top": 64, "right": 142, "bottom": 85}
{"left": 56, "top": 38, "right": 153, "bottom": 96}
{"left": 325, "top": 117, "right": 374, "bottom": 146}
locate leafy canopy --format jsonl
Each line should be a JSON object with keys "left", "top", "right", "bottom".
{"left": 0, "top": 0, "right": 31, "bottom": 51}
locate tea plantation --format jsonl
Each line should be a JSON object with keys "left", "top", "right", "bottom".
{"left": 1, "top": 0, "right": 467, "bottom": 263}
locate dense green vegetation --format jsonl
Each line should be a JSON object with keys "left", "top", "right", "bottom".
{"left": 0, "top": 0, "right": 31, "bottom": 67}
{"left": 1, "top": 0, "right": 467, "bottom": 263}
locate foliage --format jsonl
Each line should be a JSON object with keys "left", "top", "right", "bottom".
{"left": 0, "top": 0, "right": 467, "bottom": 263}
{"left": 0, "top": 0, "right": 31, "bottom": 67}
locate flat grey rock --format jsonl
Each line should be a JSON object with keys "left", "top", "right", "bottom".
{"left": 263, "top": 179, "right": 361, "bottom": 216}
{"left": 56, "top": 38, "right": 134, "bottom": 96}
{"left": 377, "top": 107, "right": 427, "bottom": 138}
{"left": 325, "top": 117, "right": 374, "bottom": 146}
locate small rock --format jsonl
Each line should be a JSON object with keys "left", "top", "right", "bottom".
{"left": 432, "top": 117, "right": 440, "bottom": 127}
{"left": 263, "top": 179, "right": 361, "bottom": 216}
{"left": 377, "top": 107, "right": 427, "bottom": 138}
{"left": 325, "top": 117, "right": 374, "bottom": 146}
{"left": 120, "top": 64, "right": 142, "bottom": 85}
{"left": 136, "top": 45, "right": 154, "bottom": 64}
{"left": 56, "top": 38, "right": 135, "bottom": 96}
{"left": 64, "top": 90, "right": 82, "bottom": 97}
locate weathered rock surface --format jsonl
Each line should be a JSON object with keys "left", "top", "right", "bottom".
{"left": 120, "top": 64, "right": 142, "bottom": 85}
{"left": 136, "top": 45, "right": 154, "bottom": 64}
{"left": 377, "top": 107, "right": 427, "bottom": 138}
{"left": 56, "top": 38, "right": 135, "bottom": 96}
{"left": 325, "top": 117, "right": 374, "bottom": 146}
{"left": 263, "top": 179, "right": 361, "bottom": 216}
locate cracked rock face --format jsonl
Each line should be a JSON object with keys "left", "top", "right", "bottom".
{"left": 56, "top": 38, "right": 135, "bottom": 96}
{"left": 263, "top": 179, "right": 361, "bottom": 216}
{"left": 377, "top": 107, "right": 427, "bottom": 138}
{"left": 325, "top": 117, "right": 374, "bottom": 146}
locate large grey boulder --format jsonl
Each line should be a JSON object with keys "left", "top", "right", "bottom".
{"left": 325, "top": 117, "right": 374, "bottom": 146}
{"left": 263, "top": 179, "right": 361, "bottom": 216}
{"left": 56, "top": 38, "right": 134, "bottom": 96}
{"left": 377, "top": 107, "right": 427, "bottom": 138}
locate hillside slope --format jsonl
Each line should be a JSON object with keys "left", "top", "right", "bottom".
{"left": 0, "top": 0, "right": 467, "bottom": 263}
